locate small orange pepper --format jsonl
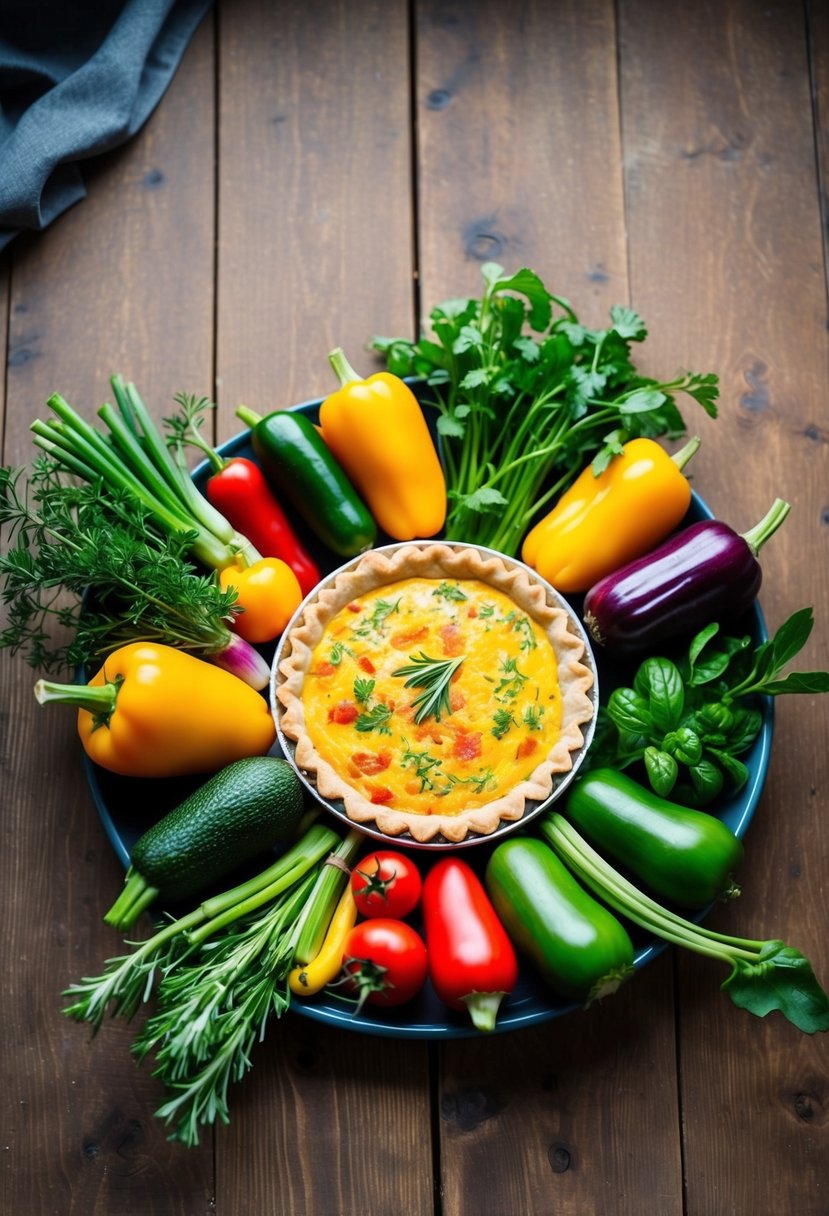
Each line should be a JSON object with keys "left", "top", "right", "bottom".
{"left": 521, "top": 436, "right": 700, "bottom": 593}
{"left": 320, "top": 347, "right": 446, "bottom": 540}
{"left": 220, "top": 557, "right": 303, "bottom": 643}
{"left": 33, "top": 642, "right": 276, "bottom": 778}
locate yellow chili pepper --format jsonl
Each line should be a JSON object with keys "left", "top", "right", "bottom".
{"left": 219, "top": 557, "right": 303, "bottom": 644}
{"left": 320, "top": 347, "right": 446, "bottom": 540}
{"left": 289, "top": 882, "right": 358, "bottom": 997}
{"left": 34, "top": 642, "right": 276, "bottom": 778}
{"left": 521, "top": 436, "right": 700, "bottom": 593}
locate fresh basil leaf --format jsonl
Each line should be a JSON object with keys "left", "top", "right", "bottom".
{"left": 724, "top": 705, "right": 763, "bottom": 754}
{"left": 639, "top": 658, "right": 684, "bottom": 732}
{"left": 686, "top": 622, "right": 720, "bottom": 677}
{"left": 607, "top": 687, "right": 653, "bottom": 736}
{"left": 644, "top": 746, "right": 678, "bottom": 796}
{"left": 693, "top": 702, "right": 734, "bottom": 736}
{"left": 687, "top": 759, "right": 724, "bottom": 804}
{"left": 722, "top": 942, "right": 829, "bottom": 1033}
{"left": 708, "top": 748, "right": 749, "bottom": 791}
{"left": 770, "top": 607, "right": 815, "bottom": 672}
{"left": 673, "top": 727, "right": 703, "bottom": 766}
{"left": 761, "top": 671, "right": 829, "bottom": 695}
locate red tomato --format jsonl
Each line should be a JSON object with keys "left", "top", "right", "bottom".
{"left": 351, "top": 850, "right": 423, "bottom": 919}
{"left": 343, "top": 919, "right": 428, "bottom": 1009}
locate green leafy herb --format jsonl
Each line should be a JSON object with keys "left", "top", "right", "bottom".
{"left": 447, "top": 768, "right": 497, "bottom": 795}
{"left": 432, "top": 581, "right": 468, "bottom": 602}
{"left": 494, "top": 656, "right": 529, "bottom": 701}
{"left": 355, "top": 703, "right": 393, "bottom": 735}
{"left": 329, "top": 641, "right": 353, "bottom": 666}
{"left": 492, "top": 708, "right": 516, "bottom": 739}
{"left": 372, "top": 262, "right": 718, "bottom": 554}
{"left": 400, "top": 739, "right": 446, "bottom": 792}
{"left": 392, "top": 651, "right": 465, "bottom": 724}
{"left": 542, "top": 814, "right": 829, "bottom": 1035}
{"left": 353, "top": 677, "right": 375, "bottom": 704}
{"left": 0, "top": 462, "right": 245, "bottom": 674}
{"left": 523, "top": 704, "right": 545, "bottom": 731}
{"left": 589, "top": 608, "right": 829, "bottom": 803}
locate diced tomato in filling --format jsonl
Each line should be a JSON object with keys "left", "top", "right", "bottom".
{"left": 351, "top": 750, "right": 391, "bottom": 775}
{"left": 369, "top": 786, "right": 394, "bottom": 804}
{"left": 315, "top": 662, "right": 336, "bottom": 677}
{"left": 452, "top": 732, "right": 482, "bottom": 762}
{"left": 467, "top": 606, "right": 478, "bottom": 618}
{"left": 328, "top": 700, "right": 359, "bottom": 724}
{"left": 347, "top": 602, "right": 362, "bottom": 612}
{"left": 516, "top": 736, "right": 538, "bottom": 759}
{"left": 439, "top": 623, "right": 464, "bottom": 656}
{"left": 358, "top": 656, "right": 376, "bottom": 674}
{"left": 390, "top": 625, "right": 429, "bottom": 649}
{"left": 449, "top": 688, "right": 466, "bottom": 712}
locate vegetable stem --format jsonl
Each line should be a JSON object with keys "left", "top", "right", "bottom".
{"left": 34, "top": 677, "right": 119, "bottom": 716}
{"left": 741, "top": 498, "right": 790, "bottom": 555}
{"left": 671, "top": 435, "right": 701, "bottom": 470}
{"left": 328, "top": 347, "right": 363, "bottom": 388}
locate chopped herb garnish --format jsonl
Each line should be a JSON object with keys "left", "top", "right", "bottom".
{"left": 353, "top": 677, "right": 375, "bottom": 705}
{"left": 400, "top": 739, "right": 445, "bottom": 792}
{"left": 355, "top": 703, "right": 393, "bottom": 735}
{"left": 448, "top": 768, "right": 497, "bottom": 795}
{"left": 352, "top": 597, "right": 402, "bottom": 638}
{"left": 492, "top": 708, "right": 516, "bottom": 739}
{"left": 478, "top": 603, "right": 496, "bottom": 619}
{"left": 494, "top": 656, "right": 529, "bottom": 701}
{"left": 392, "top": 651, "right": 465, "bottom": 724}
{"left": 329, "top": 641, "right": 354, "bottom": 666}
{"left": 432, "top": 581, "right": 468, "bottom": 603}
{"left": 510, "top": 614, "right": 538, "bottom": 651}
{"left": 523, "top": 704, "right": 545, "bottom": 731}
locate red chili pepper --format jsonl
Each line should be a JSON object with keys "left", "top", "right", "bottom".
{"left": 422, "top": 858, "right": 518, "bottom": 1032}
{"left": 206, "top": 457, "right": 320, "bottom": 596}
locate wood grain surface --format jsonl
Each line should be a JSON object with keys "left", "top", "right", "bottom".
{"left": 2, "top": 2, "right": 827, "bottom": 1214}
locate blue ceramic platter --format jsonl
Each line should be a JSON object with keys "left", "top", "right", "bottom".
{"left": 84, "top": 392, "right": 773, "bottom": 1040}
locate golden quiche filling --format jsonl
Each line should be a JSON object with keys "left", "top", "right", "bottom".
{"left": 276, "top": 544, "right": 595, "bottom": 843}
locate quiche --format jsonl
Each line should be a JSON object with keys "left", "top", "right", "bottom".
{"left": 275, "top": 543, "right": 595, "bottom": 844}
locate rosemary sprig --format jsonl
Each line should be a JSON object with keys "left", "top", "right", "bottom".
{"left": 392, "top": 651, "right": 465, "bottom": 724}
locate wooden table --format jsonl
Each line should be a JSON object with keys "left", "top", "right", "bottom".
{"left": 3, "top": 3, "right": 828, "bottom": 1212}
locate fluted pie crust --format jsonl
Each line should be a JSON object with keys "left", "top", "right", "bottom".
{"left": 276, "top": 543, "right": 595, "bottom": 843}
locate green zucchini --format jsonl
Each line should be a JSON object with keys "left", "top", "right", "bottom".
{"left": 485, "top": 836, "right": 634, "bottom": 1005}
{"left": 104, "top": 756, "right": 305, "bottom": 930}
{"left": 562, "top": 769, "right": 744, "bottom": 908}
{"left": 236, "top": 406, "right": 377, "bottom": 556}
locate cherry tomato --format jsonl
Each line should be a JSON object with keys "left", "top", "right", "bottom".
{"left": 342, "top": 919, "right": 428, "bottom": 1009}
{"left": 351, "top": 850, "right": 423, "bottom": 919}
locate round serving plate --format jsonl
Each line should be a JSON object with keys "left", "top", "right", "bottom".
{"left": 84, "top": 389, "right": 774, "bottom": 1039}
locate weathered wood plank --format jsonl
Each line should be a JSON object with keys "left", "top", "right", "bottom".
{"left": 415, "top": 4, "right": 684, "bottom": 1213}
{"left": 0, "top": 15, "right": 217, "bottom": 1213}
{"left": 619, "top": 1, "right": 829, "bottom": 1211}
{"left": 415, "top": 0, "right": 629, "bottom": 325}
{"left": 215, "top": 0, "right": 418, "bottom": 428}
{"left": 213, "top": 4, "right": 433, "bottom": 1213}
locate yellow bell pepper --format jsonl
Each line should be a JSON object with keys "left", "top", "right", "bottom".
{"left": 521, "top": 436, "right": 700, "bottom": 593}
{"left": 219, "top": 557, "right": 303, "bottom": 644}
{"left": 34, "top": 642, "right": 276, "bottom": 778}
{"left": 320, "top": 347, "right": 446, "bottom": 540}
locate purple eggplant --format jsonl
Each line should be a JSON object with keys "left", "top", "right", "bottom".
{"left": 583, "top": 498, "right": 790, "bottom": 654}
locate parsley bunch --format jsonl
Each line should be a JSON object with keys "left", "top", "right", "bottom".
{"left": 373, "top": 263, "right": 718, "bottom": 555}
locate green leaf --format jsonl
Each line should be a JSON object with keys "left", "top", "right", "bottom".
{"left": 681, "top": 371, "right": 720, "bottom": 418}
{"left": 618, "top": 388, "right": 666, "bottom": 415}
{"left": 708, "top": 748, "right": 749, "bottom": 791}
{"left": 609, "top": 305, "right": 647, "bottom": 341}
{"left": 638, "top": 657, "right": 684, "bottom": 732}
{"left": 453, "top": 325, "right": 484, "bottom": 354}
{"left": 761, "top": 672, "right": 829, "bottom": 695}
{"left": 723, "top": 942, "right": 829, "bottom": 1033}
{"left": 490, "top": 267, "right": 553, "bottom": 331}
{"left": 770, "top": 606, "right": 814, "bottom": 670}
{"left": 460, "top": 368, "right": 491, "bottom": 390}
{"left": 461, "top": 486, "right": 509, "bottom": 514}
{"left": 607, "top": 687, "right": 653, "bottom": 736}
{"left": 644, "top": 747, "right": 678, "bottom": 796}
{"left": 687, "top": 758, "right": 724, "bottom": 803}
{"left": 724, "top": 705, "right": 763, "bottom": 753}
{"left": 687, "top": 622, "right": 720, "bottom": 675}
{"left": 671, "top": 726, "right": 703, "bottom": 766}
{"left": 436, "top": 413, "right": 467, "bottom": 439}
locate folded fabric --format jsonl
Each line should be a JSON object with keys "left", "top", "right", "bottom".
{"left": 0, "top": 0, "right": 212, "bottom": 250}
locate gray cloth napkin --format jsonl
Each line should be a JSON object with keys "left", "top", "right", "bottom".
{"left": 0, "top": 0, "right": 212, "bottom": 250}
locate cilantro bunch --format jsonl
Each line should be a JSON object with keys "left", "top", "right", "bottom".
{"left": 373, "top": 262, "right": 718, "bottom": 555}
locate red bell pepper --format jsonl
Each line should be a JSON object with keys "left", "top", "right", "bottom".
{"left": 422, "top": 857, "right": 518, "bottom": 1031}
{"left": 206, "top": 457, "right": 320, "bottom": 596}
